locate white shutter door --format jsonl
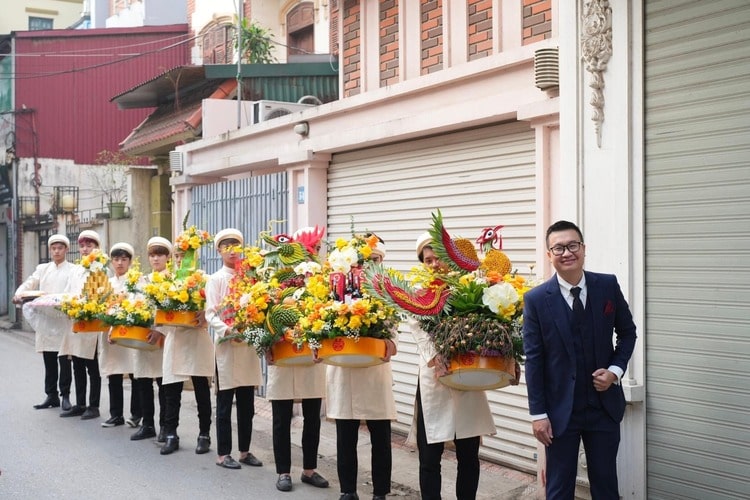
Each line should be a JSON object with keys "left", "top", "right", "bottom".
{"left": 328, "top": 122, "right": 538, "bottom": 472}
{"left": 645, "top": 2, "right": 750, "bottom": 498}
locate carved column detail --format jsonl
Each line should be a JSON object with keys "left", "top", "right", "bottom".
{"left": 581, "top": 0, "right": 612, "bottom": 147}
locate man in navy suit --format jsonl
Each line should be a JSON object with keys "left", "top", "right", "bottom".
{"left": 522, "top": 220, "right": 637, "bottom": 499}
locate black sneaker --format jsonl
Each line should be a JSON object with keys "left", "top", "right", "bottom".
{"left": 125, "top": 416, "right": 142, "bottom": 428}
{"left": 101, "top": 416, "right": 125, "bottom": 428}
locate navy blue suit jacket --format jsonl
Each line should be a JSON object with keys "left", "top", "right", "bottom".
{"left": 522, "top": 271, "right": 637, "bottom": 436}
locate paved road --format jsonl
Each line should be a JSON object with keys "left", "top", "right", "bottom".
{"left": 0, "top": 325, "right": 538, "bottom": 500}
{"left": 0, "top": 330, "right": 337, "bottom": 500}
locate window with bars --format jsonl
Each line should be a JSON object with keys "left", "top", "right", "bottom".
{"left": 29, "top": 17, "right": 53, "bottom": 30}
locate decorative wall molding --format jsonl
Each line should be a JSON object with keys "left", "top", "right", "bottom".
{"left": 580, "top": 0, "right": 612, "bottom": 147}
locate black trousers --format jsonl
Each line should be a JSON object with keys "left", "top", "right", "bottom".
{"left": 42, "top": 351, "right": 71, "bottom": 397}
{"left": 107, "top": 374, "right": 141, "bottom": 419}
{"left": 335, "top": 418, "right": 392, "bottom": 496}
{"left": 72, "top": 354, "right": 101, "bottom": 408}
{"left": 135, "top": 377, "right": 164, "bottom": 428}
{"left": 416, "top": 385, "right": 480, "bottom": 500}
{"left": 162, "top": 377, "right": 212, "bottom": 436}
{"left": 216, "top": 385, "right": 254, "bottom": 456}
{"left": 271, "top": 398, "right": 322, "bottom": 473}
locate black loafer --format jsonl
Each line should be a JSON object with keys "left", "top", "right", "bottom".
{"left": 160, "top": 435, "right": 180, "bottom": 455}
{"left": 195, "top": 435, "right": 211, "bottom": 454}
{"left": 34, "top": 395, "right": 60, "bottom": 409}
{"left": 238, "top": 453, "right": 262, "bottom": 467}
{"left": 130, "top": 425, "right": 156, "bottom": 441}
{"left": 216, "top": 456, "right": 241, "bottom": 469}
{"left": 60, "top": 405, "right": 85, "bottom": 417}
{"left": 276, "top": 474, "right": 293, "bottom": 492}
{"left": 301, "top": 472, "right": 329, "bottom": 488}
{"left": 81, "top": 407, "right": 100, "bottom": 420}
{"left": 338, "top": 494, "right": 360, "bottom": 500}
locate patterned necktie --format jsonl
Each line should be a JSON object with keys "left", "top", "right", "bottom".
{"left": 571, "top": 286, "right": 584, "bottom": 325}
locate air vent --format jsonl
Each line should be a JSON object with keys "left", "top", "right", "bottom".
{"left": 534, "top": 47, "right": 559, "bottom": 91}
{"left": 169, "top": 150, "right": 184, "bottom": 173}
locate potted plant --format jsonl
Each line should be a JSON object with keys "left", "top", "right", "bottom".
{"left": 90, "top": 150, "right": 134, "bottom": 219}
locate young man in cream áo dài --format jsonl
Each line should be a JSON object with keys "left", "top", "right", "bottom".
{"left": 15, "top": 234, "right": 75, "bottom": 411}
{"left": 205, "top": 228, "right": 264, "bottom": 470}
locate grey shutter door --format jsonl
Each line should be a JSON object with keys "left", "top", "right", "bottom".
{"left": 645, "top": 1, "right": 750, "bottom": 498}
{"left": 328, "top": 122, "right": 539, "bottom": 472}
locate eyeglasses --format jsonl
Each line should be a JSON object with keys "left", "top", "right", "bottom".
{"left": 549, "top": 241, "right": 583, "bottom": 256}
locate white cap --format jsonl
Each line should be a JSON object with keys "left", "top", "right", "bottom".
{"left": 77, "top": 230, "right": 101, "bottom": 247}
{"left": 109, "top": 242, "right": 135, "bottom": 258}
{"left": 147, "top": 236, "right": 173, "bottom": 254}
{"left": 371, "top": 240, "right": 386, "bottom": 260}
{"left": 416, "top": 231, "right": 432, "bottom": 258}
{"left": 48, "top": 234, "right": 70, "bottom": 248}
{"left": 214, "top": 228, "right": 244, "bottom": 251}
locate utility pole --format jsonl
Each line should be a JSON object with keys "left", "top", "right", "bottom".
{"left": 237, "top": 0, "right": 243, "bottom": 130}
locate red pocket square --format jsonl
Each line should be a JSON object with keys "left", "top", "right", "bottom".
{"left": 604, "top": 300, "right": 615, "bottom": 315}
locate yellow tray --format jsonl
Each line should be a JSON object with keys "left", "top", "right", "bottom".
{"left": 439, "top": 354, "right": 517, "bottom": 391}
{"left": 317, "top": 337, "right": 386, "bottom": 368}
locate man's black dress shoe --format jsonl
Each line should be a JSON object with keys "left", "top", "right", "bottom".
{"left": 60, "top": 405, "right": 85, "bottom": 417}
{"left": 195, "top": 434, "right": 210, "bottom": 454}
{"left": 300, "top": 472, "right": 329, "bottom": 488}
{"left": 160, "top": 435, "right": 179, "bottom": 455}
{"left": 61, "top": 395, "right": 72, "bottom": 412}
{"left": 216, "top": 456, "right": 241, "bottom": 469}
{"left": 81, "top": 407, "right": 100, "bottom": 420}
{"left": 276, "top": 474, "right": 293, "bottom": 492}
{"left": 156, "top": 427, "right": 167, "bottom": 443}
{"left": 372, "top": 496, "right": 387, "bottom": 500}
{"left": 130, "top": 425, "right": 156, "bottom": 441}
{"left": 238, "top": 453, "right": 262, "bottom": 466}
{"left": 338, "top": 494, "right": 359, "bottom": 500}
{"left": 34, "top": 395, "right": 60, "bottom": 409}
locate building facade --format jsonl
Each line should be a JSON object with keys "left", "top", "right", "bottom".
{"left": 173, "top": 1, "right": 750, "bottom": 498}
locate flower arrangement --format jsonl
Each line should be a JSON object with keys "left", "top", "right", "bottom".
{"left": 59, "top": 293, "right": 109, "bottom": 321}
{"left": 100, "top": 293, "right": 155, "bottom": 327}
{"left": 219, "top": 245, "right": 304, "bottom": 356}
{"left": 327, "top": 234, "right": 379, "bottom": 273}
{"left": 142, "top": 267, "right": 208, "bottom": 312}
{"left": 58, "top": 249, "right": 113, "bottom": 321}
{"left": 173, "top": 222, "right": 213, "bottom": 281}
{"left": 366, "top": 210, "right": 535, "bottom": 364}
{"left": 295, "top": 232, "right": 400, "bottom": 348}
{"left": 79, "top": 249, "right": 109, "bottom": 273}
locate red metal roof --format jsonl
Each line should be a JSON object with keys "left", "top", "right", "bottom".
{"left": 11, "top": 24, "right": 189, "bottom": 164}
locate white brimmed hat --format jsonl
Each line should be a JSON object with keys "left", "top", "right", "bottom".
{"left": 109, "top": 242, "right": 135, "bottom": 258}
{"left": 416, "top": 231, "right": 432, "bottom": 258}
{"left": 77, "top": 230, "right": 101, "bottom": 247}
{"left": 147, "top": 236, "right": 173, "bottom": 254}
{"left": 48, "top": 234, "right": 70, "bottom": 248}
{"left": 214, "top": 228, "right": 244, "bottom": 250}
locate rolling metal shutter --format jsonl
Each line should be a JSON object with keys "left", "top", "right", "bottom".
{"left": 644, "top": 2, "right": 750, "bottom": 498}
{"left": 327, "top": 122, "right": 539, "bottom": 472}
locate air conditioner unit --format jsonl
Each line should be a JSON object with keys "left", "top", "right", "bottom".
{"left": 253, "top": 100, "right": 315, "bottom": 123}
{"left": 169, "top": 150, "right": 184, "bottom": 173}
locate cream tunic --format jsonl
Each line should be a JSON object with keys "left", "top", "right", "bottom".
{"left": 325, "top": 334, "right": 398, "bottom": 421}
{"left": 98, "top": 275, "right": 136, "bottom": 377}
{"left": 205, "top": 265, "right": 262, "bottom": 390}
{"left": 16, "top": 261, "right": 75, "bottom": 352}
{"left": 58, "top": 265, "right": 101, "bottom": 359}
{"left": 266, "top": 364, "right": 326, "bottom": 401}
{"left": 406, "top": 319, "right": 496, "bottom": 445}
{"left": 160, "top": 324, "right": 215, "bottom": 385}
{"left": 131, "top": 275, "right": 163, "bottom": 379}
